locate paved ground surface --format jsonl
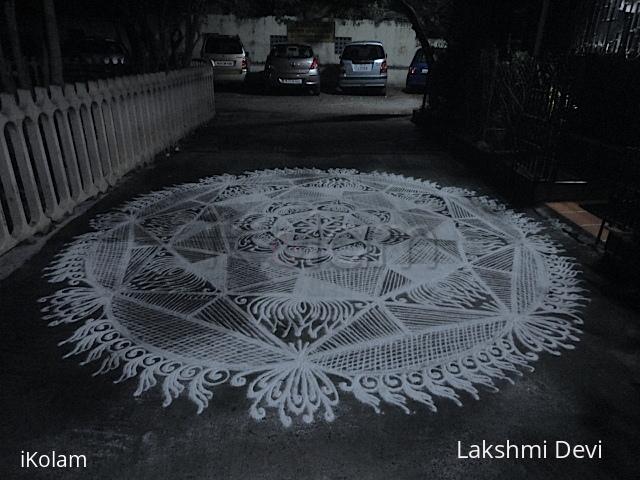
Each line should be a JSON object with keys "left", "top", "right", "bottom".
{"left": 1, "top": 85, "right": 640, "bottom": 479}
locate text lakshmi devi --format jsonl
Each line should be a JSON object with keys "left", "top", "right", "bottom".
{"left": 457, "top": 440, "right": 602, "bottom": 460}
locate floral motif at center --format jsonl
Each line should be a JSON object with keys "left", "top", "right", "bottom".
{"left": 235, "top": 200, "right": 410, "bottom": 268}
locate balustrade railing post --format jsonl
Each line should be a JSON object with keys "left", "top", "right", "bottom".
{"left": 18, "top": 88, "right": 63, "bottom": 220}
{"left": 63, "top": 83, "right": 98, "bottom": 198}
{"left": 87, "top": 80, "right": 116, "bottom": 186}
{"left": 0, "top": 96, "right": 34, "bottom": 240}
{"left": 49, "top": 85, "right": 87, "bottom": 203}
{"left": 75, "top": 82, "right": 108, "bottom": 193}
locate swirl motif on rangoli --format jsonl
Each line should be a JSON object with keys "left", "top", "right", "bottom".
{"left": 41, "top": 169, "right": 586, "bottom": 426}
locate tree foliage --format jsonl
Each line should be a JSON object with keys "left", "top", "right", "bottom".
{"left": 110, "top": 0, "right": 207, "bottom": 72}
{"left": 209, "top": 0, "right": 455, "bottom": 59}
{"left": 55, "top": 0, "right": 208, "bottom": 72}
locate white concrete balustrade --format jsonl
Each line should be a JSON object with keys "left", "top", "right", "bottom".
{"left": 0, "top": 66, "right": 215, "bottom": 255}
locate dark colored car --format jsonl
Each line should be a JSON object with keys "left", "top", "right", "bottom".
{"left": 62, "top": 37, "right": 130, "bottom": 81}
{"left": 63, "top": 37, "right": 129, "bottom": 66}
{"left": 405, "top": 48, "right": 429, "bottom": 92}
{"left": 264, "top": 43, "right": 320, "bottom": 95}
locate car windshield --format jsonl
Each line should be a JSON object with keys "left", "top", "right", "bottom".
{"left": 414, "top": 49, "right": 427, "bottom": 64}
{"left": 342, "top": 44, "right": 385, "bottom": 61}
{"left": 271, "top": 45, "right": 313, "bottom": 59}
{"left": 204, "top": 37, "right": 243, "bottom": 54}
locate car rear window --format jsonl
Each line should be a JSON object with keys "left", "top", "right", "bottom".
{"left": 204, "top": 37, "right": 243, "bottom": 54}
{"left": 414, "top": 49, "right": 427, "bottom": 63}
{"left": 342, "top": 44, "right": 385, "bottom": 61}
{"left": 271, "top": 45, "right": 313, "bottom": 59}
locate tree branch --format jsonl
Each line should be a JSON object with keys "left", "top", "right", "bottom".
{"left": 395, "top": 0, "right": 435, "bottom": 61}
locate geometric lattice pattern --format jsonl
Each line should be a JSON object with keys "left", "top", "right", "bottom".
{"left": 41, "top": 169, "right": 586, "bottom": 426}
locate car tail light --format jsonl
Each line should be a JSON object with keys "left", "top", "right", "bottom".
{"left": 310, "top": 57, "right": 318, "bottom": 70}
{"left": 409, "top": 67, "right": 417, "bottom": 74}
{"left": 241, "top": 57, "right": 247, "bottom": 70}
{"left": 380, "top": 60, "right": 388, "bottom": 74}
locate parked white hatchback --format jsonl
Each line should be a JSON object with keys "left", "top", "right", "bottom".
{"left": 338, "top": 41, "right": 388, "bottom": 95}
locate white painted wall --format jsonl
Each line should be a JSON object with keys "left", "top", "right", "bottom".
{"left": 197, "top": 15, "right": 421, "bottom": 67}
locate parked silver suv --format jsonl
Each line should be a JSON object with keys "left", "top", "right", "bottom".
{"left": 201, "top": 34, "right": 249, "bottom": 83}
{"left": 264, "top": 43, "right": 320, "bottom": 95}
{"left": 338, "top": 41, "right": 388, "bottom": 94}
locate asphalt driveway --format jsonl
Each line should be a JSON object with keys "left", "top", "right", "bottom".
{"left": 1, "top": 86, "right": 639, "bottom": 480}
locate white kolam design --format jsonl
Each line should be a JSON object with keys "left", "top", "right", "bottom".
{"left": 41, "top": 169, "right": 586, "bottom": 426}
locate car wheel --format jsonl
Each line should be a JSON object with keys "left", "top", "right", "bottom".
{"left": 311, "top": 86, "right": 321, "bottom": 96}
{"left": 379, "top": 87, "right": 387, "bottom": 96}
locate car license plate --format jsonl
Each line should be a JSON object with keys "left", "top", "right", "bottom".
{"left": 216, "top": 61, "right": 234, "bottom": 67}
{"left": 281, "top": 78, "right": 302, "bottom": 84}
{"left": 352, "top": 64, "right": 372, "bottom": 72}
{"left": 421, "top": 68, "right": 428, "bottom": 73}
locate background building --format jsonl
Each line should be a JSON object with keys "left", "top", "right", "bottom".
{"left": 197, "top": 14, "right": 446, "bottom": 67}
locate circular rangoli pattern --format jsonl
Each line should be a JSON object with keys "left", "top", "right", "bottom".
{"left": 42, "top": 169, "right": 586, "bottom": 426}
